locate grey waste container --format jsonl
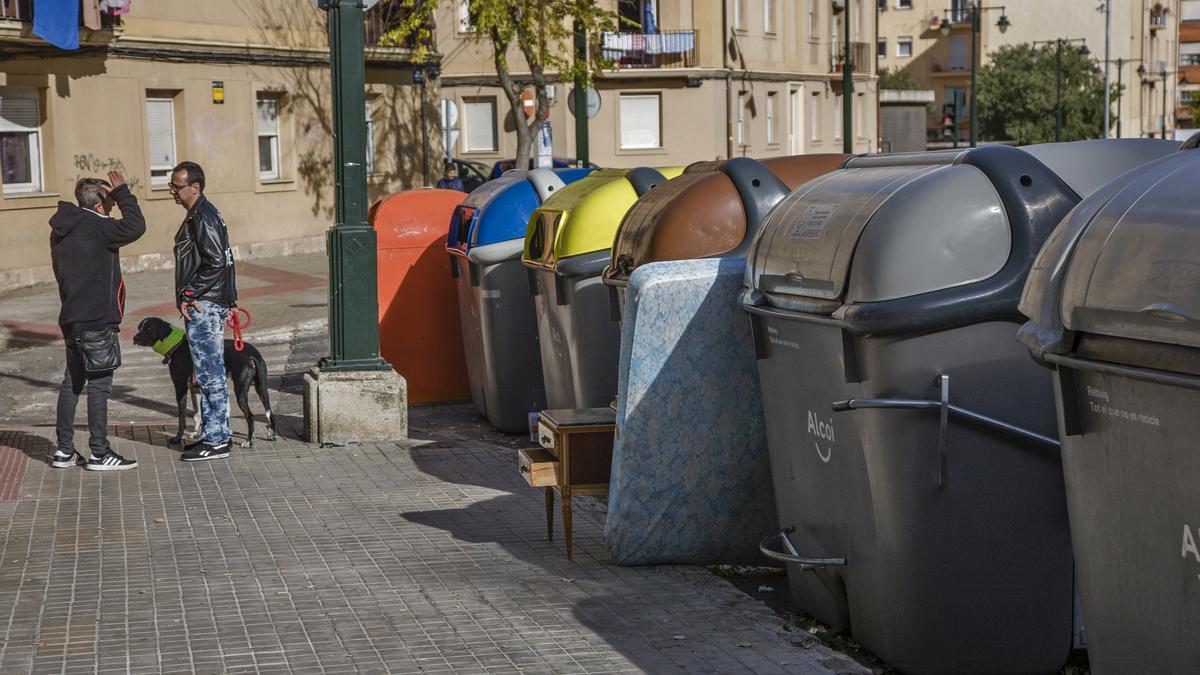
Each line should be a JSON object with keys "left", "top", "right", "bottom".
{"left": 447, "top": 168, "right": 592, "bottom": 432}
{"left": 1019, "top": 137, "right": 1199, "bottom": 674}
{"left": 742, "top": 139, "right": 1179, "bottom": 675}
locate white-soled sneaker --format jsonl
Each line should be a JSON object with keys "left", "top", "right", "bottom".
{"left": 181, "top": 442, "right": 230, "bottom": 462}
{"left": 50, "top": 450, "right": 85, "bottom": 469}
{"left": 84, "top": 451, "right": 138, "bottom": 471}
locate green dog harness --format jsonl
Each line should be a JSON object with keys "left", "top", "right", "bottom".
{"left": 152, "top": 325, "right": 186, "bottom": 359}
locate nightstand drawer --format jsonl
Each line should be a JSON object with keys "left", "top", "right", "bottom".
{"left": 518, "top": 448, "right": 560, "bottom": 487}
{"left": 537, "top": 421, "right": 555, "bottom": 449}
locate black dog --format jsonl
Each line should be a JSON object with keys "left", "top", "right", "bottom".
{"left": 132, "top": 317, "right": 278, "bottom": 448}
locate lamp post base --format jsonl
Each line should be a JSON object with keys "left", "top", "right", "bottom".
{"left": 303, "top": 366, "right": 408, "bottom": 444}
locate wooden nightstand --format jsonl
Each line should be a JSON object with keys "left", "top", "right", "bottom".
{"left": 518, "top": 408, "right": 615, "bottom": 560}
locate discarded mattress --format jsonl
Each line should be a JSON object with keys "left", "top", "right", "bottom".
{"left": 605, "top": 258, "right": 776, "bottom": 565}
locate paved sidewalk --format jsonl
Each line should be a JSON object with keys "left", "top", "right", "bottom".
{"left": 0, "top": 262, "right": 873, "bottom": 674}
{"left": 0, "top": 345, "right": 870, "bottom": 674}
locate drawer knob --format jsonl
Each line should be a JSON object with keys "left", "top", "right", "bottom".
{"left": 519, "top": 465, "right": 529, "bottom": 473}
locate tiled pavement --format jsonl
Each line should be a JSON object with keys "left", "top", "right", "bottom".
{"left": 0, "top": 332, "right": 871, "bottom": 674}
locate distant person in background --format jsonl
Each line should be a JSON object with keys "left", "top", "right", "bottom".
{"left": 436, "top": 164, "right": 465, "bottom": 192}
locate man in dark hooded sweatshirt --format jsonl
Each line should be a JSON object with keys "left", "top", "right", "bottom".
{"left": 49, "top": 171, "right": 145, "bottom": 471}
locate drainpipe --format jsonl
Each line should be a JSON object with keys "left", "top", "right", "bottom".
{"left": 723, "top": 0, "right": 733, "bottom": 158}
{"left": 843, "top": 0, "right": 853, "bottom": 153}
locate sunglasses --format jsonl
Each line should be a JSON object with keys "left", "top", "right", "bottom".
{"left": 168, "top": 181, "right": 193, "bottom": 193}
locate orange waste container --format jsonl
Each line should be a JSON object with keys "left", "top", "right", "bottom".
{"left": 370, "top": 188, "right": 471, "bottom": 404}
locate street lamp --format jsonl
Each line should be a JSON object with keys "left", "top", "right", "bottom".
{"left": 939, "top": 4, "right": 1009, "bottom": 147}
{"left": 1032, "top": 38, "right": 1088, "bottom": 142}
{"left": 1099, "top": 57, "right": 1143, "bottom": 138}
{"left": 1137, "top": 64, "right": 1182, "bottom": 140}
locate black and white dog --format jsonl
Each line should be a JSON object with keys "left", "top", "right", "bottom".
{"left": 132, "top": 317, "right": 278, "bottom": 448}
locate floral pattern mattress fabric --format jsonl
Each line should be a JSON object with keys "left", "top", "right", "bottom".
{"left": 605, "top": 258, "right": 777, "bottom": 565}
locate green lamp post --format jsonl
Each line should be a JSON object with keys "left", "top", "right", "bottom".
{"left": 317, "top": 0, "right": 389, "bottom": 373}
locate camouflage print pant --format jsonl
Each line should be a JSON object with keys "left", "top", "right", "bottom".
{"left": 185, "top": 300, "right": 231, "bottom": 446}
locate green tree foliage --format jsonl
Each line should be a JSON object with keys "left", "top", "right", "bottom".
{"left": 382, "top": 0, "right": 616, "bottom": 168}
{"left": 878, "top": 66, "right": 918, "bottom": 91}
{"left": 977, "top": 43, "right": 1110, "bottom": 144}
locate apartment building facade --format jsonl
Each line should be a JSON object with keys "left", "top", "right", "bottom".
{"left": 877, "top": 0, "right": 1181, "bottom": 141}
{"left": 1178, "top": 0, "right": 1200, "bottom": 137}
{"left": 0, "top": 0, "right": 426, "bottom": 290}
{"left": 436, "top": 0, "right": 879, "bottom": 169}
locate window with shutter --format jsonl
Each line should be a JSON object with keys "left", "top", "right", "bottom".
{"left": 0, "top": 89, "right": 42, "bottom": 194}
{"left": 256, "top": 95, "right": 281, "bottom": 180}
{"left": 146, "top": 96, "right": 177, "bottom": 187}
{"left": 619, "top": 93, "right": 661, "bottom": 149}
{"left": 463, "top": 98, "right": 497, "bottom": 152}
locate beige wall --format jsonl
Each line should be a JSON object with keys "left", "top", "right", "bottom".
{"left": 0, "top": 0, "right": 427, "bottom": 285}
{"left": 438, "top": 0, "right": 878, "bottom": 166}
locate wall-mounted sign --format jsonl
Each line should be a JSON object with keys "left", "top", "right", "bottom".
{"left": 212, "top": 81, "right": 225, "bottom": 104}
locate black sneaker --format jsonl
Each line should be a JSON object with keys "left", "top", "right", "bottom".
{"left": 84, "top": 451, "right": 138, "bottom": 471}
{"left": 181, "top": 442, "right": 230, "bottom": 462}
{"left": 50, "top": 450, "right": 85, "bottom": 469}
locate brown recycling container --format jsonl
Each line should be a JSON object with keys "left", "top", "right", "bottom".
{"left": 603, "top": 154, "right": 849, "bottom": 317}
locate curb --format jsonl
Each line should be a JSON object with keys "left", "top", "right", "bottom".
{"left": 0, "top": 319, "right": 327, "bottom": 353}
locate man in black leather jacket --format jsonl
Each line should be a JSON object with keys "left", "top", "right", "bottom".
{"left": 170, "top": 161, "right": 238, "bottom": 462}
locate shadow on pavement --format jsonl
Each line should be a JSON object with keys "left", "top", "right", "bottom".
{"left": 1, "top": 429, "right": 55, "bottom": 465}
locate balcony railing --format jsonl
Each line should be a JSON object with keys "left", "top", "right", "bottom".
{"left": 832, "top": 41, "right": 873, "bottom": 73}
{"left": 598, "top": 30, "right": 698, "bottom": 69}
{"left": 0, "top": 0, "right": 30, "bottom": 20}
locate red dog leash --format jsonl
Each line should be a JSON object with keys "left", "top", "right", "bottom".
{"left": 226, "top": 307, "right": 252, "bottom": 352}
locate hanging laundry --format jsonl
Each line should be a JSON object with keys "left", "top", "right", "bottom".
{"left": 33, "top": 0, "right": 80, "bottom": 50}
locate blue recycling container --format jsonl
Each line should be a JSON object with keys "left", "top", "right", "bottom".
{"left": 447, "top": 168, "right": 593, "bottom": 433}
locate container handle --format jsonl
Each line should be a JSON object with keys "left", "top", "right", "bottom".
{"left": 832, "top": 375, "right": 1060, "bottom": 486}
{"left": 758, "top": 526, "right": 847, "bottom": 570}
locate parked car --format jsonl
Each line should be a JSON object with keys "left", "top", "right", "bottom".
{"left": 488, "top": 157, "right": 600, "bottom": 180}
{"left": 445, "top": 158, "right": 490, "bottom": 193}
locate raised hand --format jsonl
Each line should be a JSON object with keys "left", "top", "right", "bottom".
{"left": 107, "top": 170, "right": 127, "bottom": 189}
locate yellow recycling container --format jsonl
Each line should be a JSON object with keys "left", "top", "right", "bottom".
{"left": 522, "top": 166, "right": 682, "bottom": 409}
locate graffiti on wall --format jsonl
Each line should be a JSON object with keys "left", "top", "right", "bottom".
{"left": 71, "top": 154, "right": 143, "bottom": 191}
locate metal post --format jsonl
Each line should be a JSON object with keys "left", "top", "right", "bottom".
{"left": 969, "top": 6, "right": 979, "bottom": 147}
{"left": 573, "top": 20, "right": 589, "bottom": 166}
{"left": 1056, "top": 40, "right": 1063, "bottom": 142}
{"left": 419, "top": 72, "right": 430, "bottom": 187}
{"left": 1103, "top": 0, "right": 1111, "bottom": 137}
{"left": 319, "top": 0, "right": 388, "bottom": 372}
{"left": 1161, "top": 66, "right": 1168, "bottom": 140}
{"left": 843, "top": 0, "right": 853, "bottom": 153}
{"left": 1116, "top": 59, "right": 1123, "bottom": 138}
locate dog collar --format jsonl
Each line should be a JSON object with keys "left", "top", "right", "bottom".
{"left": 151, "top": 325, "right": 186, "bottom": 358}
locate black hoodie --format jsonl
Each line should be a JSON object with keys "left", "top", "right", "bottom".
{"left": 49, "top": 185, "right": 146, "bottom": 338}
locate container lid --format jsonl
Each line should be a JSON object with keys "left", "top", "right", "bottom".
{"left": 747, "top": 152, "right": 1014, "bottom": 309}
{"left": 447, "top": 168, "right": 593, "bottom": 254}
{"left": 606, "top": 155, "right": 849, "bottom": 285}
{"left": 523, "top": 166, "right": 683, "bottom": 268}
{"left": 1020, "top": 146, "right": 1200, "bottom": 352}
{"left": 1020, "top": 138, "right": 1180, "bottom": 200}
